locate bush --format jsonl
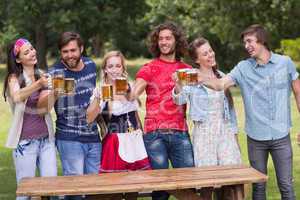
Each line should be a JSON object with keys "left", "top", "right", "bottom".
{"left": 279, "top": 38, "right": 300, "bottom": 62}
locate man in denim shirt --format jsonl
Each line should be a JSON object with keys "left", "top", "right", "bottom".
{"left": 202, "top": 24, "right": 300, "bottom": 200}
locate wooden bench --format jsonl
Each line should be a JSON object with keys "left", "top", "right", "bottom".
{"left": 16, "top": 164, "right": 267, "bottom": 200}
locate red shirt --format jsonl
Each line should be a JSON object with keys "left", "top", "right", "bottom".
{"left": 136, "top": 58, "right": 191, "bottom": 133}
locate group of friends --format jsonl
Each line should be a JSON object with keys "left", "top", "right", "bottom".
{"left": 3, "top": 21, "right": 300, "bottom": 200}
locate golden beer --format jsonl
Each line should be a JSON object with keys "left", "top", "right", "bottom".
{"left": 52, "top": 76, "right": 64, "bottom": 93}
{"left": 186, "top": 69, "right": 198, "bottom": 85}
{"left": 101, "top": 84, "right": 113, "bottom": 101}
{"left": 177, "top": 69, "right": 188, "bottom": 85}
{"left": 115, "top": 77, "right": 128, "bottom": 95}
{"left": 64, "top": 78, "right": 75, "bottom": 95}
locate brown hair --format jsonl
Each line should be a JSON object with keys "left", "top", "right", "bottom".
{"left": 148, "top": 21, "right": 188, "bottom": 61}
{"left": 101, "top": 51, "right": 127, "bottom": 84}
{"left": 3, "top": 41, "right": 40, "bottom": 101}
{"left": 58, "top": 31, "right": 84, "bottom": 50}
{"left": 189, "top": 36, "right": 234, "bottom": 108}
{"left": 240, "top": 24, "right": 270, "bottom": 50}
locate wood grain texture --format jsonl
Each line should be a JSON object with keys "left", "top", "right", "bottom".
{"left": 16, "top": 165, "right": 267, "bottom": 197}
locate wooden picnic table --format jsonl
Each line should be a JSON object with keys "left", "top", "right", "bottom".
{"left": 16, "top": 164, "right": 267, "bottom": 200}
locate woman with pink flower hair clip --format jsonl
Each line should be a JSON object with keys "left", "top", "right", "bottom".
{"left": 3, "top": 38, "right": 57, "bottom": 200}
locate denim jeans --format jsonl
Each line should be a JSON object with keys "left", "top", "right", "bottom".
{"left": 56, "top": 139, "right": 101, "bottom": 200}
{"left": 143, "top": 130, "right": 194, "bottom": 200}
{"left": 13, "top": 137, "right": 57, "bottom": 200}
{"left": 247, "top": 135, "right": 295, "bottom": 200}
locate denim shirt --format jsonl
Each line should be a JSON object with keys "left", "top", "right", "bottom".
{"left": 228, "top": 52, "right": 299, "bottom": 141}
{"left": 172, "top": 84, "right": 238, "bottom": 134}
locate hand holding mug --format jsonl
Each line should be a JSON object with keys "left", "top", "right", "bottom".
{"left": 38, "top": 73, "right": 50, "bottom": 88}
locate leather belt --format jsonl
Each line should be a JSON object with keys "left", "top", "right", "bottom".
{"left": 156, "top": 129, "right": 185, "bottom": 134}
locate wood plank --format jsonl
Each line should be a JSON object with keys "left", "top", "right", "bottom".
{"left": 233, "top": 185, "right": 244, "bottom": 200}
{"left": 168, "top": 189, "right": 203, "bottom": 200}
{"left": 17, "top": 165, "right": 267, "bottom": 197}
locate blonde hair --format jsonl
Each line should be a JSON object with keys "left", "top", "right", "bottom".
{"left": 101, "top": 51, "right": 128, "bottom": 83}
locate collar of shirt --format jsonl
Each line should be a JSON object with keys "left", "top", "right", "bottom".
{"left": 250, "top": 52, "right": 278, "bottom": 68}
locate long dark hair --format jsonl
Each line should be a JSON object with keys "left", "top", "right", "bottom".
{"left": 189, "top": 37, "right": 234, "bottom": 108}
{"left": 148, "top": 21, "right": 188, "bottom": 61}
{"left": 3, "top": 41, "right": 40, "bottom": 101}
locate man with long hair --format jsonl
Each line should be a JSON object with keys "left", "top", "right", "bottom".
{"left": 129, "top": 21, "right": 195, "bottom": 200}
{"left": 201, "top": 24, "right": 300, "bottom": 200}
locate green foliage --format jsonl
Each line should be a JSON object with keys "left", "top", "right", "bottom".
{"left": 279, "top": 38, "right": 300, "bottom": 61}
{"left": 0, "top": 24, "right": 19, "bottom": 62}
{"left": 144, "top": 0, "right": 300, "bottom": 70}
{"left": 0, "top": 0, "right": 150, "bottom": 67}
{"left": 0, "top": 0, "right": 300, "bottom": 69}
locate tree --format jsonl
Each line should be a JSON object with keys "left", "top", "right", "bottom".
{"left": 0, "top": 0, "right": 150, "bottom": 68}
{"left": 144, "top": 0, "right": 300, "bottom": 69}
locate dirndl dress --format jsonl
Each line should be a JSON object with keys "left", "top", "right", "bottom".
{"left": 99, "top": 100, "right": 151, "bottom": 172}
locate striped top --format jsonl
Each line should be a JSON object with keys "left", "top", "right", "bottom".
{"left": 49, "top": 57, "right": 100, "bottom": 143}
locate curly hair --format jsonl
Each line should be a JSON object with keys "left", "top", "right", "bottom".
{"left": 148, "top": 21, "right": 188, "bottom": 61}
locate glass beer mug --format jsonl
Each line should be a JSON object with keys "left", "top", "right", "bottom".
{"left": 115, "top": 77, "right": 128, "bottom": 95}
{"left": 64, "top": 78, "right": 75, "bottom": 95}
{"left": 52, "top": 69, "right": 64, "bottom": 94}
{"left": 186, "top": 69, "right": 198, "bottom": 85}
{"left": 176, "top": 68, "right": 189, "bottom": 85}
{"left": 101, "top": 84, "right": 113, "bottom": 101}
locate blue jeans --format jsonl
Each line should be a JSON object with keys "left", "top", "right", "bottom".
{"left": 13, "top": 137, "right": 57, "bottom": 200}
{"left": 143, "top": 130, "right": 194, "bottom": 200}
{"left": 247, "top": 135, "right": 295, "bottom": 200}
{"left": 56, "top": 139, "right": 101, "bottom": 200}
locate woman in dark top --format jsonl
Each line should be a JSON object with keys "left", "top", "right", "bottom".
{"left": 3, "top": 38, "right": 57, "bottom": 200}
{"left": 87, "top": 51, "right": 150, "bottom": 173}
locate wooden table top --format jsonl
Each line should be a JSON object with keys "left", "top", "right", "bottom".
{"left": 17, "top": 165, "right": 267, "bottom": 196}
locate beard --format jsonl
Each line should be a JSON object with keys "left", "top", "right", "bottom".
{"left": 159, "top": 45, "right": 176, "bottom": 57}
{"left": 63, "top": 56, "right": 81, "bottom": 69}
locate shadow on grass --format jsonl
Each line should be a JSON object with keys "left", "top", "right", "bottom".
{"left": 0, "top": 67, "right": 6, "bottom": 82}
{"left": 0, "top": 148, "right": 16, "bottom": 200}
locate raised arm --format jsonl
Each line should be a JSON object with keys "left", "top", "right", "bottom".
{"left": 127, "top": 78, "right": 147, "bottom": 101}
{"left": 37, "top": 89, "right": 59, "bottom": 114}
{"left": 172, "top": 72, "right": 188, "bottom": 105}
{"left": 202, "top": 75, "right": 235, "bottom": 91}
{"left": 8, "top": 74, "right": 47, "bottom": 103}
{"left": 86, "top": 97, "right": 102, "bottom": 124}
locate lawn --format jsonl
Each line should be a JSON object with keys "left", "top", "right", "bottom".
{"left": 0, "top": 59, "right": 300, "bottom": 200}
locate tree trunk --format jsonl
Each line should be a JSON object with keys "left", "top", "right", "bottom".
{"left": 35, "top": 24, "right": 48, "bottom": 69}
{"left": 92, "top": 34, "right": 103, "bottom": 57}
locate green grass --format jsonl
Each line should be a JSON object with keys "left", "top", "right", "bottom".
{"left": 0, "top": 60, "right": 300, "bottom": 200}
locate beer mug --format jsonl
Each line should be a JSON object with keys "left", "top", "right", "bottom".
{"left": 64, "top": 78, "right": 75, "bottom": 95}
{"left": 101, "top": 84, "right": 113, "bottom": 101}
{"left": 115, "top": 77, "right": 128, "bottom": 95}
{"left": 52, "top": 69, "right": 64, "bottom": 94}
{"left": 176, "top": 68, "right": 188, "bottom": 85}
{"left": 186, "top": 69, "right": 198, "bottom": 85}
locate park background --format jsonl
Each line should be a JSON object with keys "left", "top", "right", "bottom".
{"left": 1, "top": 0, "right": 300, "bottom": 199}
